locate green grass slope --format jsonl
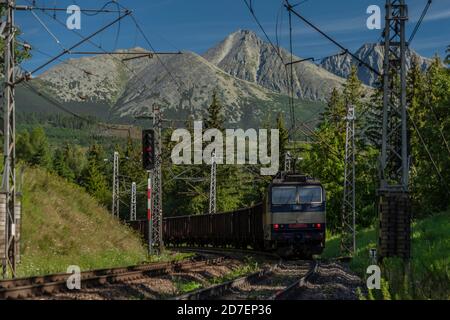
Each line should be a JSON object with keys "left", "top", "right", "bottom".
{"left": 322, "top": 213, "right": 450, "bottom": 299}
{"left": 17, "top": 166, "right": 148, "bottom": 277}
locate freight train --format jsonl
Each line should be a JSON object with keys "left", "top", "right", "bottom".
{"left": 162, "top": 172, "right": 326, "bottom": 257}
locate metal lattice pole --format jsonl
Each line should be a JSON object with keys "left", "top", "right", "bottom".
{"left": 1, "top": 0, "right": 17, "bottom": 279}
{"left": 341, "top": 105, "right": 356, "bottom": 256}
{"left": 150, "top": 105, "right": 163, "bottom": 253}
{"left": 147, "top": 171, "right": 153, "bottom": 255}
{"left": 380, "top": 0, "right": 409, "bottom": 190}
{"left": 130, "top": 182, "right": 136, "bottom": 221}
{"left": 112, "top": 151, "right": 120, "bottom": 218}
{"left": 284, "top": 151, "right": 292, "bottom": 172}
{"left": 209, "top": 152, "right": 217, "bottom": 214}
{"left": 379, "top": 0, "right": 411, "bottom": 260}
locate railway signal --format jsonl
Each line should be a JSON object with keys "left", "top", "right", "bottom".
{"left": 138, "top": 106, "right": 164, "bottom": 254}
{"left": 142, "top": 129, "right": 156, "bottom": 170}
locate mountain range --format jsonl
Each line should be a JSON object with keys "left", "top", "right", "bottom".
{"left": 17, "top": 30, "right": 433, "bottom": 126}
{"left": 320, "top": 43, "right": 433, "bottom": 86}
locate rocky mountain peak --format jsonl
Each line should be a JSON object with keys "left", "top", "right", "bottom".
{"left": 321, "top": 43, "right": 432, "bottom": 86}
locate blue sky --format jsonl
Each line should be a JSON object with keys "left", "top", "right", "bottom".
{"left": 17, "top": 0, "right": 450, "bottom": 74}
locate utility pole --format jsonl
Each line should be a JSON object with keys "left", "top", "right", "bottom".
{"left": 147, "top": 172, "right": 153, "bottom": 255}
{"left": 341, "top": 105, "right": 356, "bottom": 257}
{"left": 284, "top": 152, "right": 292, "bottom": 172}
{"left": 130, "top": 182, "right": 136, "bottom": 221}
{"left": 1, "top": 0, "right": 17, "bottom": 279}
{"left": 139, "top": 106, "right": 164, "bottom": 255}
{"left": 209, "top": 152, "right": 217, "bottom": 214}
{"left": 112, "top": 151, "right": 120, "bottom": 218}
{"left": 151, "top": 105, "right": 163, "bottom": 253}
{"left": 379, "top": 0, "right": 411, "bottom": 260}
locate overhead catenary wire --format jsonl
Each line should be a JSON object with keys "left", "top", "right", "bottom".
{"left": 428, "top": 103, "right": 450, "bottom": 157}
{"left": 22, "top": 0, "right": 184, "bottom": 107}
{"left": 242, "top": 0, "right": 286, "bottom": 64}
{"left": 128, "top": 14, "right": 184, "bottom": 94}
{"left": 110, "top": 0, "right": 187, "bottom": 96}
{"left": 288, "top": 6, "right": 295, "bottom": 132}
{"left": 408, "top": 0, "right": 432, "bottom": 45}
{"left": 284, "top": 0, "right": 380, "bottom": 78}
{"left": 18, "top": 4, "right": 126, "bottom": 14}
{"left": 242, "top": 0, "right": 311, "bottom": 136}
{"left": 30, "top": 10, "right": 65, "bottom": 50}
{"left": 18, "top": 9, "right": 131, "bottom": 81}
{"left": 408, "top": 110, "right": 450, "bottom": 196}
{"left": 17, "top": 36, "right": 103, "bottom": 78}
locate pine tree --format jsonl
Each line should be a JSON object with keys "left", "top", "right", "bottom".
{"left": 204, "top": 90, "right": 225, "bottom": 130}
{"left": 63, "top": 143, "right": 86, "bottom": 183}
{"left": 321, "top": 87, "right": 346, "bottom": 130}
{"left": 409, "top": 56, "right": 450, "bottom": 214}
{"left": 343, "top": 66, "right": 363, "bottom": 107}
{"left": 16, "top": 131, "right": 33, "bottom": 163}
{"left": 53, "top": 148, "right": 75, "bottom": 181}
{"left": 277, "top": 112, "right": 289, "bottom": 169}
{"left": 445, "top": 45, "right": 450, "bottom": 66}
{"left": 81, "top": 144, "right": 110, "bottom": 205}
{"left": 29, "top": 127, "right": 51, "bottom": 168}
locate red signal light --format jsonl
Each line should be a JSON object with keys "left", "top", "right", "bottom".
{"left": 315, "top": 223, "right": 322, "bottom": 229}
{"left": 274, "top": 224, "right": 279, "bottom": 230}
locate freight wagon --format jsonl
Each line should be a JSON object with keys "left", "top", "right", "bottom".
{"left": 128, "top": 173, "right": 326, "bottom": 257}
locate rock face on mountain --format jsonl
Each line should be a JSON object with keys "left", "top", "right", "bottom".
{"left": 113, "top": 51, "right": 282, "bottom": 123}
{"left": 38, "top": 48, "right": 152, "bottom": 105}
{"left": 203, "top": 30, "right": 345, "bottom": 101}
{"left": 320, "top": 43, "right": 432, "bottom": 86}
{"left": 31, "top": 48, "right": 294, "bottom": 124}
{"left": 27, "top": 30, "right": 346, "bottom": 124}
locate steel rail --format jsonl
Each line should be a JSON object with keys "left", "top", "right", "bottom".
{"left": 169, "top": 246, "right": 280, "bottom": 260}
{"left": 268, "top": 260, "right": 318, "bottom": 300}
{"left": 173, "top": 267, "right": 275, "bottom": 300}
{"left": 0, "top": 257, "right": 224, "bottom": 299}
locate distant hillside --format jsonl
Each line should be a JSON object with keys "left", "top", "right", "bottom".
{"left": 18, "top": 166, "right": 148, "bottom": 277}
{"left": 320, "top": 43, "right": 433, "bottom": 86}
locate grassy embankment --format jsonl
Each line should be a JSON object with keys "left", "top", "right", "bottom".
{"left": 322, "top": 213, "right": 449, "bottom": 299}
{"left": 17, "top": 166, "right": 187, "bottom": 277}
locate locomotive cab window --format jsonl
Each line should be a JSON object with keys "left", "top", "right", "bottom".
{"left": 299, "top": 186, "right": 322, "bottom": 203}
{"left": 271, "top": 186, "right": 297, "bottom": 204}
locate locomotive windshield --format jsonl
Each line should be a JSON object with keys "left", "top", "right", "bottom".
{"left": 299, "top": 186, "right": 322, "bottom": 203}
{"left": 271, "top": 185, "right": 322, "bottom": 204}
{"left": 271, "top": 186, "right": 297, "bottom": 204}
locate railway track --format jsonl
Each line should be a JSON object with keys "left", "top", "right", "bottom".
{"left": 173, "top": 260, "right": 317, "bottom": 300}
{"left": 0, "top": 257, "right": 224, "bottom": 299}
{"left": 169, "top": 246, "right": 280, "bottom": 260}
